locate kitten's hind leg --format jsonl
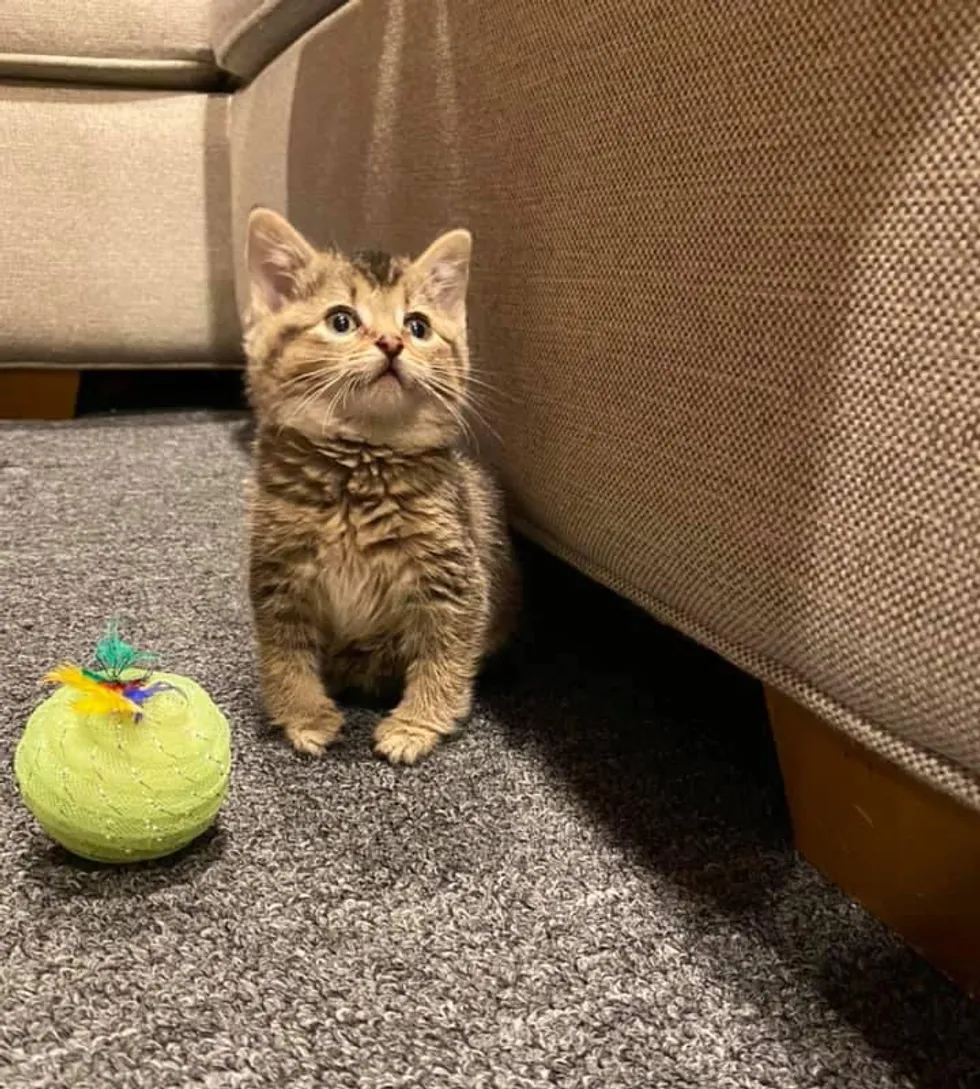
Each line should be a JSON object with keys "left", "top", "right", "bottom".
{"left": 256, "top": 609, "right": 344, "bottom": 756}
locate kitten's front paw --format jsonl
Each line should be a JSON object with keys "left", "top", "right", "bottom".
{"left": 282, "top": 709, "right": 343, "bottom": 757}
{"left": 373, "top": 716, "right": 442, "bottom": 766}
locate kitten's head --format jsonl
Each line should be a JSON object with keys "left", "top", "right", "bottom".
{"left": 244, "top": 208, "right": 472, "bottom": 449}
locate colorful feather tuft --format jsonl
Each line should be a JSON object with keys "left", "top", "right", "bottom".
{"left": 43, "top": 622, "right": 174, "bottom": 721}
{"left": 44, "top": 663, "right": 140, "bottom": 716}
{"left": 92, "top": 619, "right": 158, "bottom": 682}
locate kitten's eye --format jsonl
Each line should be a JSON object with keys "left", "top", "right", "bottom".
{"left": 405, "top": 312, "right": 431, "bottom": 341}
{"left": 325, "top": 306, "right": 360, "bottom": 335}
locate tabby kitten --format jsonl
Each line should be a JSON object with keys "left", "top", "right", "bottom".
{"left": 244, "top": 209, "right": 518, "bottom": 765}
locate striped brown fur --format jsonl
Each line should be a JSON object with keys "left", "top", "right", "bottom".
{"left": 243, "top": 209, "right": 518, "bottom": 764}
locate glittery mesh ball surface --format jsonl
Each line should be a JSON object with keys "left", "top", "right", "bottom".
{"left": 14, "top": 672, "right": 231, "bottom": 863}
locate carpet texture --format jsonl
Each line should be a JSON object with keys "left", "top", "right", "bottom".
{"left": 1, "top": 413, "right": 978, "bottom": 1089}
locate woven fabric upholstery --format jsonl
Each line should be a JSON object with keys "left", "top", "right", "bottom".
{"left": 231, "top": 1, "right": 980, "bottom": 804}
{"left": 0, "top": 0, "right": 218, "bottom": 87}
{"left": 0, "top": 1, "right": 212, "bottom": 62}
{"left": 0, "top": 0, "right": 347, "bottom": 80}
{"left": 213, "top": 0, "right": 347, "bottom": 80}
{"left": 0, "top": 86, "right": 240, "bottom": 365}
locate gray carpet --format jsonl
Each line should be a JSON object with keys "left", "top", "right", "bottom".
{"left": 1, "top": 413, "right": 978, "bottom": 1089}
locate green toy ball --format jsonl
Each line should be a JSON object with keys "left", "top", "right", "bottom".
{"left": 14, "top": 623, "right": 231, "bottom": 863}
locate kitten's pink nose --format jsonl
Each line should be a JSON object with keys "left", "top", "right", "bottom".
{"left": 376, "top": 335, "right": 403, "bottom": 361}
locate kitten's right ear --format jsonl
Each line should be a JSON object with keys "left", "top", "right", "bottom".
{"left": 246, "top": 208, "right": 316, "bottom": 313}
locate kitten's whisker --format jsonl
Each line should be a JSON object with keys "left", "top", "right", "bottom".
{"left": 277, "top": 378, "right": 327, "bottom": 439}
{"left": 287, "top": 372, "right": 345, "bottom": 430}
{"left": 459, "top": 387, "right": 504, "bottom": 425}
{"left": 462, "top": 400, "right": 504, "bottom": 446}
{"left": 277, "top": 371, "right": 339, "bottom": 433}
{"left": 328, "top": 374, "right": 358, "bottom": 420}
{"left": 434, "top": 354, "right": 513, "bottom": 396}
{"left": 423, "top": 372, "right": 501, "bottom": 443}
{"left": 418, "top": 375, "right": 481, "bottom": 451}
{"left": 292, "top": 376, "right": 336, "bottom": 413}
{"left": 279, "top": 369, "right": 326, "bottom": 392}
{"left": 448, "top": 388, "right": 505, "bottom": 447}
{"left": 427, "top": 364, "right": 516, "bottom": 409}
{"left": 463, "top": 373, "right": 518, "bottom": 403}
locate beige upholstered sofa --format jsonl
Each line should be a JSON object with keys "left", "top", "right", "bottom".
{"left": 2, "top": 1, "right": 977, "bottom": 989}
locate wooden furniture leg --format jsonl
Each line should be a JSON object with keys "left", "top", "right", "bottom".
{"left": 0, "top": 369, "right": 80, "bottom": 419}
{"left": 766, "top": 686, "right": 980, "bottom": 997}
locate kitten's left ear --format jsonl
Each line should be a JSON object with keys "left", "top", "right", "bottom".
{"left": 409, "top": 229, "right": 472, "bottom": 318}
{"left": 246, "top": 207, "right": 317, "bottom": 314}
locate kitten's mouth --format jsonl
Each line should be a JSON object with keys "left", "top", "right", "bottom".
{"left": 371, "top": 360, "right": 406, "bottom": 389}
{"left": 346, "top": 360, "right": 412, "bottom": 416}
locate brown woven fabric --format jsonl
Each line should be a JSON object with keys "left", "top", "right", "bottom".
{"left": 231, "top": 1, "right": 980, "bottom": 803}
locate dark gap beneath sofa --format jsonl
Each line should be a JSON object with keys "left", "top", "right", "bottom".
{"left": 76, "top": 369, "right": 247, "bottom": 416}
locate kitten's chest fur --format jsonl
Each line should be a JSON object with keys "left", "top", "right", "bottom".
{"left": 250, "top": 433, "right": 472, "bottom": 645}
